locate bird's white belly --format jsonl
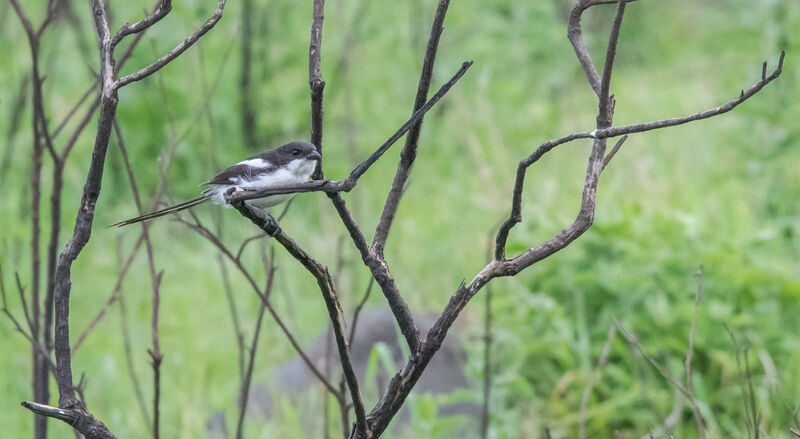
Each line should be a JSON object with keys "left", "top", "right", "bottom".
{"left": 205, "top": 163, "right": 315, "bottom": 210}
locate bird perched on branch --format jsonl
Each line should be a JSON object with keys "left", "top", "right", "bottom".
{"left": 113, "top": 141, "right": 321, "bottom": 227}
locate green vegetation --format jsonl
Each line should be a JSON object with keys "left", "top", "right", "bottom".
{"left": 1, "top": 0, "right": 798, "bottom": 437}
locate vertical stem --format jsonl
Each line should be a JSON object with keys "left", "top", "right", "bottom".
{"left": 54, "top": 90, "right": 119, "bottom": 408}
{"left": 149, "top": 270, "right": 163, "bottom": 439}
{"left": 240, "top": 0, "right": 258, "bottom": 148}
{"left": 28, "top": 39, "right": 47, "bottom": 439}
{"left": 480, "top": 284, "right": 492, "bottom": 439}
{"left": 309, "top": 0, "right": 326, "bottom": 179}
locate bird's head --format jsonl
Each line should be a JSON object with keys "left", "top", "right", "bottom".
{"left": 269, "top": 141, "right": 321, "bottom": 179}
{"left": 274, "top": 141, "right": 321, "bottom": 162}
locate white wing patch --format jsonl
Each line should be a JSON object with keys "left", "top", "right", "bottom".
{"left": 237, "top": 158, "right": 272, "bottom": 168}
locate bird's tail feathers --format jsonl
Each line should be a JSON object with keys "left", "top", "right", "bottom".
{"left": 110, "top": 196, "right": 209, "bottom": 227}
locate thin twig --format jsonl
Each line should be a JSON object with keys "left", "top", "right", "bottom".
{"left": 116, "top": 0, "right": 227, "bottom": 88}
{"left": 14, "top": 272, "right": 36, "bottom": 337}
{"left": 493, "top": 51, "right": 785, "bottom": 262}
{"left": 235, "top": 253, "right": 276, "bottom": 439}
{"left": 727, "top": 326, "right": 754, "bottom": 439}
{"left": 601, "top": 134, "right": 628, "bottom": 171}
{"left": 684, "top": 267, "right": 706, "bottom": 438}
{"left": 176, "top": 214, "right": 342, "bottom": 398}
{"left": 579, "top": 324, "right": 616, "bottom": 439}
{"left": 111, "top": 0, "right": 173, "bottom": 49}
{"left": 118, "top": 293, "right": 152, "bottom": 431}
{"left": 113, "top": 118, "right": 165, "bottom": 439}
{"left": 72, "top": 234, "right": 144, "bottom": 352}
{"left": 480, "top": 282, "right": 492, "bottom": 439}
{"left": 348, "top": 278, "right": 374, "bottom": 346}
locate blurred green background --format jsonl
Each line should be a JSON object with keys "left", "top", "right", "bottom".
{"left": 1, "top": 0, "right": 798, "bottom": 438}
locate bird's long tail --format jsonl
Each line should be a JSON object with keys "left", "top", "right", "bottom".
{"left": 111, "top": 196, "right": 209, "bottom": 227}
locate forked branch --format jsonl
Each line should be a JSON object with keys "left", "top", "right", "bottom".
{"left": 227, "top": 61, "right": 473, "bottom": 204}
{"left": 494, "top": 50, "right": 784, "bottom": 262}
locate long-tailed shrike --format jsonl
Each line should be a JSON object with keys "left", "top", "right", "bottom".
{"left": 113, "top": 141, "right": 321, "bottom": 227}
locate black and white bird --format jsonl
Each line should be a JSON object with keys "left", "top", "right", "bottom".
{"left": 113, "top": 141, "right": 321, "bottom": 227}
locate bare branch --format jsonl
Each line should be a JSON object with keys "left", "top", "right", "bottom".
{"left": 579, "top": 325, "right": 616, "bottom": 439}
{"left": 230, "top": 203, "right": 368, "bottom": 437}
{"left": 114, "top": 119, "right": 165, "bottom": 439}
{"left": 348, "top": 61, "right": 472, "bottom": 183}
{"left": 329, "top": 193, "right": 420, "bottom": 354}
{"left": 309, "top": 0, "right": 326, "bottom": 179}
{"left": 348, "top": 278, "right": 374, "bottom": 346}
{"left": 684, "top": 266, "right": 706, "bottom": 438}
{"left": 373, "top": 0, "right": 451, "bottom": 256}
{"left": 52, "top": 84, "right": 95, "bottom": 139}
{"left": 20, "top": 402, "right": 118, "bottom": 439}
{"left": 118, "top": 289, "right": 152, "bottom": 430}
{"left": 235, "top": 254, "right": 276, "bottom": 439}
{"left": 568, "top": 0, "right": 638, "bottom": 95}
{"left": 111, "top": 0, "right": 173, "bottom": 49}
{"left": 0, "top": 265, "right": 56, "bottom": 372}
{"left": 493, "top": 131, "right": 589, "bottom": 260}
{"left": 480, "top": 283, "right": 493, "bottom": 439}
{"left": 493, "top": 51, "right": 784, "bottom": 262}
{"left": 73, "top": 235, "right": 145, "bottom": 352}
{"left": 595, "top": 51, "right": 785, "bottom": 139}
{"left": 597, "top": 0, "right": 626, "bottom": 126}
{"left": 116, "top": 0, "right": 228, "bottom": 89}
{"left": 601, "top": 134, "right": 628, "bottom": 171}
{"left": 176, "top": 214, "right": 342, "bottom": 398}
{"left": 14, "top": 272, "right": 36, "bottom": 337}
{"left": 227, "top": 61, "right": 473, "bottom": 204}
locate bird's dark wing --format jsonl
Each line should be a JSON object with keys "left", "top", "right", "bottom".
{"left": 203, "top": 163, "right": 277, "bottom": 185}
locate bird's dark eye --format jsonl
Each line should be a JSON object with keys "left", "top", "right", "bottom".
{"left": 292, "top": 149, "right": 299, "bottom": 156}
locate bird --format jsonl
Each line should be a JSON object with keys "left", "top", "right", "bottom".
{"left": 112, "top": 141, "right": 322, "bottom": 227}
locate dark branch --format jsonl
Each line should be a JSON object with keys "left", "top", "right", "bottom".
{"left": 597, "top": 0, "right": 626, "bottom": 126}
{"left": 348, "top": 278, "right": 374, "bottom": 346}
{"left": 601, "top": 134, "right": 628, "bottom": 171}
{"left": 494, "top": 51, "right": 784, "bottom": 260}
{"left": 21, "top": 402, "right": 118, "bottom": 439}
{"left": 568, "top": 0, "right": 638, "bottom": 95}
{"left": 596, "top": 51, "right": 785, "bottom": 139}
{"left": 176, "top": 214, "right": 342, "bottom": 398}
{"left": 373, "top": 0, "right": 451, "bottom": 256}
{"left": 235, "top": 253, "right": 275, "bottom": 439}
{"left": 111, "top": 0, "right": 173, "bottom": 49}
{"left": 329, "top": 194, "right": 421, "bottom": 355}
{"left": 227, "top": 61, "right": 473, "bottom": 204}
{"left": 115, "top": 0, "right": 227, "bottom": 88}
{"left": 309, "top": 0, "right": 326, "bottom": 179}
{"left": 230, "top": 203, "right": 368, "bottom": 436}
{"left": 348, "top": 61, "right": 472, "bottom": 183}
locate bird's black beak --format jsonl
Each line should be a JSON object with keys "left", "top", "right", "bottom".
{"left": 309, "top": 150, "right": 322, "bottom": 161}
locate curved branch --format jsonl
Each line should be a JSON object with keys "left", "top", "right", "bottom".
{"left": 493, "top": 51, "right": 785, "bottom": 260}
{"left": 115, "top": 0, "right": 227, "bottom": 89}
{"left": 111, "top": 0, "right": 173, "bottom": 49}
